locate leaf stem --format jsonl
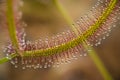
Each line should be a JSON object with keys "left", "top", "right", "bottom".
{"left": 53, "top": 0, "right": 79, "bottom": 36}
{"left": 88, "top": 46, "right": 113, "bottom": 80}
{"left": 0, "top": 53, "right": 17, "bottom": 64}
{"left": 6, "top": 0, "right": 21, "bottom": 56}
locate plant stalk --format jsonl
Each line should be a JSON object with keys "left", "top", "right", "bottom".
{"left": 6, "top": 0, "right": 22, "bottom": 56}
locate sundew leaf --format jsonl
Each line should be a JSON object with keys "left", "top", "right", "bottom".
{"left": 0, "top": 0, "right": 120, "bottom": 70}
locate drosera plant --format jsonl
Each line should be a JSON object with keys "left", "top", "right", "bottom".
{"left": 0, "top": 0, "right": 120, "bottom": 79}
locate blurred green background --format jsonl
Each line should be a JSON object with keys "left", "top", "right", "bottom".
{"left": 0, "top": 0, "right": 120, "bottom": 80}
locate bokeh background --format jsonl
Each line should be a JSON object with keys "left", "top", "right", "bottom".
{"left": 0, "top": 0, "right": 120, "bottom": 80}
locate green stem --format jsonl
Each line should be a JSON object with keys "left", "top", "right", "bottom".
{"left": 0, "top": 53, "right": 17, "bottom": 64}
{"left": 53, "top": 0, "right": 79, "bottom": 36}
{"left": 0, "top": 0, "right": 23, "bottom": 64}
{"left": 6, "top": 0, "right": 20, "bottom": 55}
{"left": 88, "top": 46, "right": 113, "bottom": 80}
{"left": 53, "top": 0, "right": 114, "bottom": 80}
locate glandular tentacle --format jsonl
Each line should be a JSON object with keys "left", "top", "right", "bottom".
{"left": 3, "top": 0, "right": 120, "bottom": 69}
